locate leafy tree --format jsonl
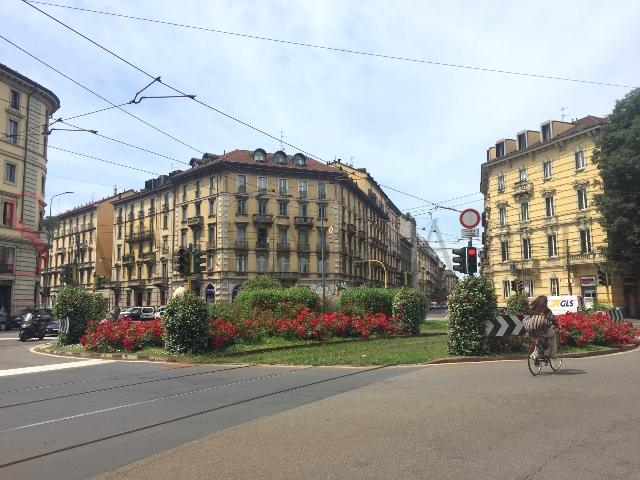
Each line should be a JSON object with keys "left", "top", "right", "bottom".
{"left": 401, "top": 212, "right": 416, "bottom": 226}
{"left": 505, "top": 293, "right": 529, "bottom": 315}
{"left": 52, "top": 285, "right": 93, "bottom": 344}
{"left": 238, "top": 274, "right": 281, "bottom": 291}
{"left": 392, "top": 288, "right": 427, "bottom": 335}
{"left": 163, "top": 291, "right": 209, "bottom": 355}
{"left": 592, "top": 88, "right": 640, "bottom": 275}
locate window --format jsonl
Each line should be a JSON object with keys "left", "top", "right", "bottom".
{"left": 6, "top": 120, "right": 18, "bottom": 145}
{"left": 194, "top": 229, "right": 201, "bottom": 245}
{"left": 195, "top": 202, "right": 201, "bottom": 216}
{"left": 517, "top": 132, "right": 527, "bottom": 150}
{"left": 181, "top": 231, "right": 187, "bottom": 247}
{"left": 278, "top": 202, "right": 288, "bottom": 217}
{"left": 497, "top": 173, "right": 505, "bottom": 193}
{"left": 258, "top": 201, "right": 267, "bottom": 215}
{"left": 209, "top": 199, "right": 215, "bottom": 216}
{"left": 278, "top": 228, "right": 287, "bottom": 245}
{"left": 237, "top": 199, "right": 247, "bottom": 214}
{"left": 117, "top": 245, "right": 122, "bottom": 261}
{"left": 258, "top": 176, "right": 267, "bottom": 192}
{"left": 182, "top": 184, "right": 187, "bottom": 200}
{"left": 541, "top": 123, "right": 551, "bottom": 141}
{"left": 207, "top": 254, "right": 214, "bottom": 270}
{"left": 502, "top": 280, "right": 511, "bottom": 299}
{"left": 495, "top": 141, "right": 505, "bottom": 158}
{"left": 298, "top": 180, "right": 308, "bottom": 198}
{"left": 293, "top": 154, "right": 305, "bottom": 166}
{"left": 237, "top": 175, "right": 247, "bottom": 193}
{"left": 3, "top": 202, "right": 14, "bottom": 227}
{"left": 550, "top": 277, "right": 560, "bottom": 296}
{"left": 5, "top": 163, "right": 16, "bottom": 183}
{"left": 163, "top": 215, "right": 168, "bottom": 229}
{"left": 298, "top": 229, "right": 308, "bottom": 246}
{"left": 520, "top": 202, "right": 529, "bottom": 222}
{"left": 237, "top": 226, "right": 247, "bottom": 241}
{"left": 317, "top": 182, "right": 327, "bottom": 200}
{"left": 41, "top": 175, "right": 46, "bottom": 195}
{"left": 543, "top": 161, "right": 552, "bottom": 180}
{"left": 208, "top": 226, "right": 215, "bottom": 243}
{"left": 181, "top": 206, "right": 188, "bottom": 221}
{"left": 209, "top": 176, "right": 215, "bottom": 192}
{"left": 318, "top": 258, "right": 328, "bottom": 274}
{"left": 278, "top": 178, "right": 287, "bottom": 195}
{"left": 137, "top": 265, "right": 142, "bottom": 279}
{"left": 299, "top": 203, "right": 308, "bottom": 217}
{"left": 253, "top": 149, "right": 266, "bottom": 162}
{"left": 195, "top": 180, "right": 201, "bottom": 197}
{"left": 547, "top": 234, "right": 557, "bottom": 257}
{"left": 577, "top": 189, "right": 588, "bottom": 210}
{"left": 499, "top": 207, "right": 507, "bottom": 226}
{"left": 574, "top": 151, "right": 585, "bottom": 170}
{"left": 580, "top": 229, "right": 592, "bottom": 254}
{"left": 257, "top": 254, "right": 268, "bottom": 272}
{"left": 236, "top": 254, "right": 247, "bottom": 272}
{"left": 278, "top": 255, "right": 289, "bottom": 272}
{"left": 163, "top": 193, "right": 169, "bottom": 208}
{"left": 117, "top": 226, "right": 122, "bottom": 239}
{"left": 545, "top": 196, "right": 555, "bottom": 217}
{"left": 522, "top": 238, "right": 532, "bottom": 260}
{"left": 524, "top": 279, "right": 534, "bottom": 297}
{"left": 274, "top": 152, "right": 286, "bottom": 164}
{"left": 518, "top": 168, "right": 527, "bottom": 182}
{"left": 10, "top": 90, "right": 20, "bottom": 110}
{"left": 299, "top": 256, "right": 309, "bottom": 273}
{"left": 318, "top": 204, "right": 327, "bottom": 220}
{"left": 501, "top": 241, "right": 509, "bottom": 262}
{"left": 163, "top": 237, "right": 169, "bottom": 252}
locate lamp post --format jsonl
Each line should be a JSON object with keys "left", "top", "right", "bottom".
{"left": 46, "top": 191, "right": 73, "bottom": 306}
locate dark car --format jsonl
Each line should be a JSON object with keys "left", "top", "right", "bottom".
{"left": 39, "top": 308, "right": 54, "bottom": 322}
{"left": 4, "top": 309, "right": 31, "bottom": 330}
{"left": 46, "top": 318, "right": 59, "bottom": 336}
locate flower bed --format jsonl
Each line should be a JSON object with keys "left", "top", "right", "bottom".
{"left": 209, "top": 309, "right": 406, "bottom": 352}
{"left": 80, "top": 318, "right": 164, "bottom": 353}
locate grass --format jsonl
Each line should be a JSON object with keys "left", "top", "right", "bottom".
{"left": 421, "top": 320, "right": 448, "bottom": 334}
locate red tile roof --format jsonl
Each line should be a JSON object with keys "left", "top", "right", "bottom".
{"left": 555, "top": 115, "right": 607, "bottom": 138}
{"left": 57, "top": 190, "right": 134, "bottom": 217}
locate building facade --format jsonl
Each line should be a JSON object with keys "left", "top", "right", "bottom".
{"left": 480, "top": 115, "right": 638, "bottom": 316}
{"left": 0, "top": 64, "right": 60, "bottom": 314}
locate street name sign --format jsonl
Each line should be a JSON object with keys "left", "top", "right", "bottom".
{"left": 461, "top": 228, "right": 479, "bottom": 237}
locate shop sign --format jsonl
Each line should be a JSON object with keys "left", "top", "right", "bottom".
{"left": 580, "top": 276, "right": 596, "bottom": 287}
{"left": 232, "top": 284, "right": 242, "bottom": 298}
{"left": 205, "top": 284, "right": 215, "bottom": 296}
{"left": 623, "top": 276, "right": 636, "bottom": 285}
{"left": 0, "top": 280, "right": 12, "bottom": 286}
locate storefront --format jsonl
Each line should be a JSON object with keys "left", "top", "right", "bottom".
{"left": 580, "top": 275, "right": 597, "bottom": 310}
{"left": 0, "top": 280, "right": 13, "bottom": 315}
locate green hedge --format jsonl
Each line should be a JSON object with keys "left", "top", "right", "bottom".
{"left": 447, "top": 275, "right": 497, "bottom": 356}
{"left": 238, "top": 275, "right": 281, "bottom": 291}
{"left": 233, "top": 286, "right": 320, "bottom": 319}
{"left": 338, "top": 286, "right": 397, "bottom": 317}
{"left": 207, "top": 302, "right": 238, "bottom": 323}
{"left": 505, "top": 293, "right": 529, "bottom": 315}
{"left": 52, "top": 285, "right": 94, "bottom": 344}
{"left": 163, "top": 292, "right": 209, "bottom": 355}
{"left": 392, "top": 288, "right": 427, "bottom": 335}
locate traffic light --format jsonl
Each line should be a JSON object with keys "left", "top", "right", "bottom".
{"left": 452, "top": 248, "right": 468, "bottom": 274}
{"left": 466, "top": 247, "right": 478, "bottom": 274}
{"left": 173, "top": 247, "right": 190, "bottom": 276}
{"left": 192, "top": 248, "right": 206, "bottom": 275}
{"left": 511, "top": 280, "right": 518, "bottom": 293}
{"left": 62, "top": 264, "right": 73, "bottom": 284}
{"left": 517, "top": 280, "right": 524, "bottom": 294}
{"left": 597, "top": 270, "right": 610, "bottom": 286}
{"left": 395, "top": 271, "right": 403, "bottom": 284}
{"left": 96, "top": 275, "right": 105, "bottom": 290}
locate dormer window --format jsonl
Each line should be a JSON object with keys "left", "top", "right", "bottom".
{"left": 541, "top": 123, "right": 552, "bottom": 141}
{"left": 273, "top": 151, "right": 286, "bottom": 164}
{"left": 495, "top": 141, "right": 505, "bottom": 158}
{"left": 253, "top": 148, "right": 266, "bottom": 162}
{"left": 517, "top": 132, "right": 527, "bottom": 150}
{"left": 293, "top": 153, "right": 306, "bottom": 166}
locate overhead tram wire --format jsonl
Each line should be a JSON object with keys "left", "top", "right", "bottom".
{"left": 26, "top": 1, "right": 638, "bottom": 89}
{"left": 47, "top": 174, "right": 113, "bottom": 186}
{"left": 49, "top": 146, "right": 160, "bottom": 175}
{"left": 0, "top": 35, "right": 204, "bottom": 155}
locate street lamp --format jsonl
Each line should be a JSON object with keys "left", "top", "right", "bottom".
{"left": 45, "top": 191, "right": 73, "bottom": 306}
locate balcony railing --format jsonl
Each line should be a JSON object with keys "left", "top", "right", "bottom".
{"left": 347, "top": 224, "right": 356, "bottom": 235}
{"left": 138, "top": 210, "right": 144, "bottom": 218}
{"left": 140, "top": 251, "right": 156, "bottom": 263}
{"left": 206, "top": 242, "right": 216, "bottom": 251}
{"left": 256, "top": 240, "right": 269, "bottom": 250}
{"left": 237, "top": 185, "right": 247, "bottom": 194}
{"left": 297, "top": 243, "right": 310, "bottom": 252}
{"left": 187, "top": 216, "right": 204, "bottom": 228}
{"left": 108, "top": 280, "right": 121, "bottom": 290}
{"left": 298, "top": 190, "right": 308, "bottom": 199}
{"left": 125, "top": 230, "right": 155, "bottom": 243}
{"left": 152, "top": 275, "right": 169, "bottom": 287}
{"left": 512, "top": 180, "right": 533, "bottom": 199}
{"left": 276, "top": 242, "right": 290, "bottom": 251}
{"left": 121, "top": 254, "right": 135, "bottom": 265}
{"left": 357, "top": 230, "right": 366, "bottom": 240}
{"left": 253, "top": 214, "right": 274, "bottom": 224}
{"left": 77, "top": 242, "right": 89, "bottom": 250}
{"left": 128, "top": 212, "right": 134, "bottom": 220}
{"left": 294, "top": 216, "right": 314, "bottom": 227}
{"left": 236, "top": 270, "right": 249, "bottom": 276}
{"left": 148, "top": 207, "right": 155, "bottom": 215}
{"left": 116, "top": 215, "right": 123, "bottom": 224}
{"left": 274, "top": 272, "right": 298, "bottom": 279}
{"left": 278, "top": 188, "right": 288, "bottom": 196}
{"left": 162, "top": 203, "right": 169, "bottom": 212}
{"left": 195, "top": 189, "right": 201, "bottom": 198}
{"left": 235, "top": 240, "right": 249, "bottom": 249}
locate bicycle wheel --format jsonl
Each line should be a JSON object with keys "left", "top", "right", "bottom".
{"left": 549, "top": 344, "right": 562, "bottom": 371}
{"left": 528, "top": 341, "right": 542, "bottom": 376}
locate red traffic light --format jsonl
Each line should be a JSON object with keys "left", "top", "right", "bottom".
{"left": 467, "top": 247, "right": 477, "bottom": 255}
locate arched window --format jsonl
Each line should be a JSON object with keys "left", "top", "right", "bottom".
{"left": 236, "top": 254, "right": 246, "bottom": 272}
{"left": 273, "top": 151, "right": 286, "bottom": 164}
{"left": 293, "top": 153, "right": 306, "bottom": 166}
{"left": 253, "top": 149, "right": 266, "bottom": 162}
{"left": 299, "top": 256, "right": 309, "bottom": 273}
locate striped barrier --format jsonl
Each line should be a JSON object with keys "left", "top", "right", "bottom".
{"left": 600, "top": 310, "right": 624, "bottom": 323}
{"left": 486, "top": 315, "right": 526, "bottom": 336}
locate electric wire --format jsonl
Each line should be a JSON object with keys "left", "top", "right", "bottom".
{"left": 25, "top": 0, "right": 638, "bottom": 89}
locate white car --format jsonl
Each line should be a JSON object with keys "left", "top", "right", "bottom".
{"left": 430, "top": 302, "right": 438, "bottom": 310}
{"left": 155, "top": 306, "right": 166, "bottom": 319}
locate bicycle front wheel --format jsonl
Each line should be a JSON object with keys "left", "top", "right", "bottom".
{"left": 528, "top": 342, "right": 542, "bottom": 376}
{"left": 549, "top": 345, "right": 562, "bottom": 371}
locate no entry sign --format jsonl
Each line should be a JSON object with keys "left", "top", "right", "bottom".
{"left": 459, "top": 209, "right": 481, "bottom": 229}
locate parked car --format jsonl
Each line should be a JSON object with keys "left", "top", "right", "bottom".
{"left": 0, "top": 314, "right": 9, "bottom": 331}
{"left": 118, "top": 307, "right": 142, "bottom": 321}
{"left": 139, "top": 307, "right": 156, "bottom": 320}
{"left": 155, "top": 306, "right": 166, "bottom": 319}
{"left": 46, "top": 318, "right": 59, "bottom": 336}
{"left": 430, "top": 302, "right": 438, "bottom": 310}
{"left": 6, "top": 309, "right": 32, "bottom": 330}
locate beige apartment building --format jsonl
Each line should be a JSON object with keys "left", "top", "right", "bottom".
{"left": 1, "top": 64, "right": 60, "bottom": 314}
{"left": 43, "top": 190, "right": 134, "bottom": 304}
{"left": 480, "top": 115, "right": 638, "bottom": 317}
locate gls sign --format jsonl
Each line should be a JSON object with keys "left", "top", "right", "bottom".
{"left": 560, "top": 300, "right": 575, "bottom": 307}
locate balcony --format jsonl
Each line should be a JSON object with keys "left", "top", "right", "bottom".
{"left": 77, "top": 242, "right": 89, "bottom": 251}
{"left": 253, "top": 214, "right": 274, "bottom": 224}
{"left": 278, "top": 188, "right": 288, "bottom": 196}
{"left": 108, "top": 280, "right": 121, "bottom": 291}
{"left": 512, "top": 180, "right": 533, "bottom": 199}
{"left": 347, "top": 224, "right": 356, "bottom": 235}
{"left": 274, "top": 272, "right": 298, "bottom": 280}
{"left": 140, "top": 251, "right": 156, "bottom": 264}
{"left": 276, "top": 242, "right": 290, "bottom": 251}
{"left": 236, "top": 185, "right": 247, "bottom": 195}
{"left": 126, "top": 230, "right": 155, "bottom": 243}
{"left": 195, "top": 189, "right": 201, "bottom": 199}
{"left": 138, "top": 210, "right": 144, "bottom": 218}
{"left": 131, "top": 279, "right": 146, "bottom": 289}
{"left": 187, "top": 216, "right": 204, "bottom": 228}
{"left": 297, "top": 243, "right": 310, "bottom": 252}
{"left": 206, "top": 242, "right": 216, "bottom": 252}
{"left": 148, "top": 207, "right": 155, "bottom": 215}
{"left": 294, "top": 216, "right": 314, "bottom": 227}
{"left": 121, "top": 254, "right": 135, "bottom": 266}
{"left": 152, "top": 275, "right": 169, "bottom": 287}
{"left": 256, "top": 240, "right": 269, "bottom": 250}
{"left": 116, "top": 215, "right": 123, "bottom": 224}
{"left": 569, "top": 251, "right": 604, "bottom": 263}
{"left": 56, "top": 247, "right": 66, "bottom": 254}
{"left": 235, "top": 240, "right": 249, "bottom": 249}
{"left": 128, "top": 212, "right": 134, "bottom": 220}
{"left": 298, "top": 190, "right": 308, "bottom": 199}
{"left": 162, "top": 203, "right": 169, "bottom": 212}
{"left": 357, "top": 230, "right": 366, "bottom": 241}
{"left": 317, "top": 243, "right": 328, "bottom": 254}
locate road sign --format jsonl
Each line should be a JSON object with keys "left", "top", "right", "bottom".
{"left": 459, "top": 208, "right": 481, "bottom": 229}
{"left": 328, "top": 226, "right": 333, "bottom": 233}
{"left": 486, "top": 315, "right": 526, "bottom": 336}
{"left": 461, "top": 228, "right": 479, "bottom": 237}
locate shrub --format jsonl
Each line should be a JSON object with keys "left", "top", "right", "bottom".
{"left": 505, "top": 293, "right": 529, "bottom": 315}
{"left": 208, "top": 302, "right": 238, "bottom": 323}
{"left": 234, "top": 286, "right": 320, "bottom": 319}
{"left": 447, "top": 275, "right": 497, "bottom": 356}
{"left": 88, "top": 293, "right": 109, "bottom": 321}
{"left": 238, "top": 275, "right": 281, "bottom": 291}
{"left": 338, "top": 286, "right": 397, "bottom": 317}
{"left": 80, "top": 318, "right": 164, "bottom": 352}
{"left": 392, "top": 288, "right": 427, "bottom": 335}
{"left": 163, "top": 292, "right": 210, "bottom": 355}
{"left": 585, "top": 299, "right": 613, "bottom": 314}
{"left": 52, "top": 285, "right": 94, "bottom": 344}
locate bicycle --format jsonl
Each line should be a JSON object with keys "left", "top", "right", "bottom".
{"left": 527, "top": 331, "right": 562, "bottom": 376}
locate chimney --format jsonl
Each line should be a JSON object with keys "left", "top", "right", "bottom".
{"left": 113, "top": 186, "right": 118, "bottom": 195}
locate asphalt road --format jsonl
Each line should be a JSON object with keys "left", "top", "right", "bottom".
{"left": 0, "top": 330, "right": 80, "bottom": 370}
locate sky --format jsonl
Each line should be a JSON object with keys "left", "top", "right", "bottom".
{"left": 2, "top": 0, "right": 639, "bottom": 267}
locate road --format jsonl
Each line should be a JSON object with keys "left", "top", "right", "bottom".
{"left": 1, "top": 329, "right": 639, "bottom": 479}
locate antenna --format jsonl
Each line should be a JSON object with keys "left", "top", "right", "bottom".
{"left": 561, "top": 107, "right": 568, "bottom": 122}
{"left": 280, "top": 131, "right": 288, "bottom": 151}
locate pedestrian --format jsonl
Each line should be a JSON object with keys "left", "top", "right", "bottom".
{"left": 524, "top": 295, "right": 559, "bottom": 359}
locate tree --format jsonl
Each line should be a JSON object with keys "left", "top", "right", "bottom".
{"left": 592, "top": 88, "right": 640, "bottom": 275}
{"left": 401, "top": 212, "right": 416, "bottom": 226}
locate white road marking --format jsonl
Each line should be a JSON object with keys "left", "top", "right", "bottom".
{"left": 0, "top": 359, "right": 113, "bottom": 377}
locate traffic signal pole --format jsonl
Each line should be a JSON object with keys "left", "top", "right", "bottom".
{"left": 354, "top": 260, "right": 387, "bottom": 288}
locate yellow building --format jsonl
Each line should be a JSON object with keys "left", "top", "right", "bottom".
{"left": 43, "top": 190, "right": 134, "bottom": 304}
{"left": 480, "top": 115, "right": 638, "bottom": 316}
{"left": 0, "top": 63, "right": 60, "bottom": 314}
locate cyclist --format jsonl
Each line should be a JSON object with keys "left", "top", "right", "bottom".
{"left": 524, "top": 295, "right": 559, "bottom": 362}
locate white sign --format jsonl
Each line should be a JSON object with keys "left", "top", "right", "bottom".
{"left": 461, "top": 228, "right": 479, "bottom": 237}
{"left": 459, "top": 209, "right": 481, "bottom": 229}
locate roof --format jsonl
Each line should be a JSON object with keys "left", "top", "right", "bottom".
{"left": 0, "top": 63, "right": 61, "bottom": 112}
{"left": 56, "top": 190, "right": 134, "bottom": 217}
{"left": 172, "top": 150, "right": 341, "bottom": 179}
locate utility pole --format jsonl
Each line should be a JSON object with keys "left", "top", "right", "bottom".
{"left": 321, "top": 210, "right": 325, "bottom": 313}
{"left": 566, "top": 239, "right": 573, "bottom": 295}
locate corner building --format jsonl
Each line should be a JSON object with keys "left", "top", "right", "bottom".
{"left": 480, "top": 116, "right": 639, "bottom": 316}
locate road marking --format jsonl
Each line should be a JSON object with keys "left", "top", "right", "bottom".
{"left": 0, "top": 359, "right": 113, "bottom": 378}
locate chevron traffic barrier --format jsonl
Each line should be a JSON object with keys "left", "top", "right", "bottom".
{"left": 486, "top": 315, "right": 526, "bottom": 336}
{"left": 601, "top": 310, "right": 624, "bottom": 323}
